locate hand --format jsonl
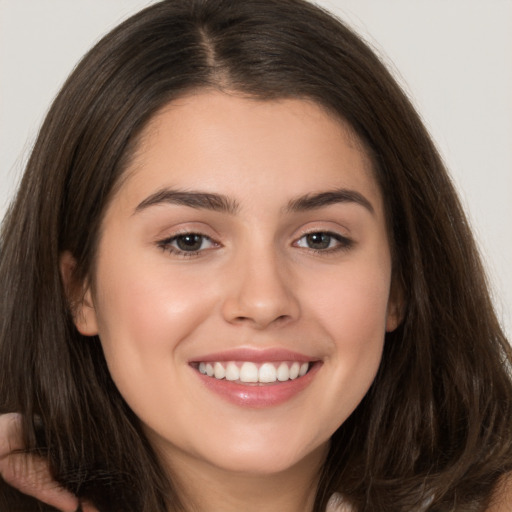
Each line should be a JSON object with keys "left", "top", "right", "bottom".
{"left": 0, "top": 413, "right": 97, "bottom": 512}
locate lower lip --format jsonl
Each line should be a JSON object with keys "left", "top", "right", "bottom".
{"left": 194, "top": 363, "right": 321, "bottom": 408}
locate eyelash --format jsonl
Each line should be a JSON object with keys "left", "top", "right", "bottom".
{"left": 157, "top": 230, "right": 353, "bottom": 258}
{"left": 294, "top": 231, "right": 354, "bottom": 254}
{"left": 157, "top": 232, "right": 218, "bottom": 258}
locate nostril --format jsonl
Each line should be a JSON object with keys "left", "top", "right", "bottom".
{"left": 232, "top": 314, "right": 291, "bottom": 328}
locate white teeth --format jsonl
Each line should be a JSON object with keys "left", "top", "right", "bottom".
{"left": 239, "top": 362, "right": 259, "bottom": 383}
{"left": 289, "top": 362, "right": 300, "bottom": 379}
{"left": 258, "top": 363, "right": 277, "bottom": 383}
{"left": 197, "top": 361, "right": 311, "bottom": 383}
{"left": 277, "top": 362, "right": 290, "bottom": 381}
{"left": 225, "top": 361, "right": 239, "bottom": 381}
{"left": 214, "top": 362, "right": 226, "bottom": 379}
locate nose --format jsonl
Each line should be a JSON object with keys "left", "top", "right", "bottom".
{"left": 221, "top": 248, "right": 300, "bottom": 329}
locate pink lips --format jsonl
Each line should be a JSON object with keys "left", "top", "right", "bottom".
{"left": 190, "top": 348, "right": 321, "bottom": 408}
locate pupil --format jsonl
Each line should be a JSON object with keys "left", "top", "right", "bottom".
{"left": 177, "top": 234, "right": 202, "bottom": 251}
{"left": 307, "top": 233, "right": 331, "bottom": 249}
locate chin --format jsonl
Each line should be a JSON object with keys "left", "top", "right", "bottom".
{"left": 203, "top": 437, "right": 328, "bottom": 477}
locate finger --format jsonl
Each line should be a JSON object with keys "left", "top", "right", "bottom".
{"left": 0, "top": 413, "right": 23, "bottom": 457}
{"left": 81, "top": 500, "right": 100, "bottom": 512}
{"left": 0, "top": 451, "right": 79, "bottom": 512}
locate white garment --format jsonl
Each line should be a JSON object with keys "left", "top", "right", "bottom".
{"left": 326, "top": 493, "right": 354, "bottom": 512}
{"left": 326, "top": 492, "right": 434, "bottom": 511}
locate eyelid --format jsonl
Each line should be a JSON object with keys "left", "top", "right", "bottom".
{"left": 152, "top": 220, "right": 221, "bottom": 246}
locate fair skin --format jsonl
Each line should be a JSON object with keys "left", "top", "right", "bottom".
{"left": 68, "top": 90, "right": 400, "bottom": 511}
{"left": 0, "top": 91, "right": 510, "bottom": 511}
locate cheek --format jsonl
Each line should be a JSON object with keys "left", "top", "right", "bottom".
{"left": 90, "top": 257, "right": 221, "bottom": 438}
{"left": 305, "top": 256, "right": 391, "bottom": 344}
{"left": 300, "top": 258, "right": 391, "bottom": 419}
{"left": 95, "top": 253, "right": 209, "bottom": 341}
{"left": 91, "top": 252, "right": 219, "bottom": 394}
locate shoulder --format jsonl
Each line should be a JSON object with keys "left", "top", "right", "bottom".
{"left": 485, "top": 473, "right": 512, "bottom": 512}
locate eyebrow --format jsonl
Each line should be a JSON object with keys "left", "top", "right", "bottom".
{"left": 285, "top": 188, "right": 374, "bottom": 214}
{"left": 134, "top": 187, "right": 374, "bottom": 216}
{"left": 134, "top": 188, "right": 240, "bottom": 215}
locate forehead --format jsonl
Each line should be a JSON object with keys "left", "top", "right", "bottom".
{"left": 112, "top": 90, "right": 383, "bottom": 216}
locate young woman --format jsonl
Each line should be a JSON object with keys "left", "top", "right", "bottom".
{"left": 1, "top": 1, "right": 511, "bottom": 511}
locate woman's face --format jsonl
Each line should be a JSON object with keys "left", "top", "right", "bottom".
{"left": 74, "top": 91, "right": 400, "bottom": 478}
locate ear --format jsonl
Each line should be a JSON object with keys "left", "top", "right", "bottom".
{"left": 60, "top": 251, "right": 99, "bottom": 336}
{"left": 385, "top": 281, "right": 404, "bottom": 332}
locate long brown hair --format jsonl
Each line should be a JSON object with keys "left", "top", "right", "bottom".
{"left": 1, "top": 1, "right": 511, "bottom": 510}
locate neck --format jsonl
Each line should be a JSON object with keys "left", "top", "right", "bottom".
{"left": 162, "top": 444, "right": 328, "bottom": 512}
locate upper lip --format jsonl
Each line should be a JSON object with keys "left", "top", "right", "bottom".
{"left": 189, "top": 347, "right": 318, "bottom": 363}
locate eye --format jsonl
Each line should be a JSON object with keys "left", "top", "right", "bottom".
{"left": 294, "top": 231, "right": 352, "bottom": 252}
{"left": 158, "top": 233, "right": 217, "bottom": 256}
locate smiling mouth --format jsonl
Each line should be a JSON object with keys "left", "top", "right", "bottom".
{"left": 192, "top": 361, "right": 312, "bottom": 385}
